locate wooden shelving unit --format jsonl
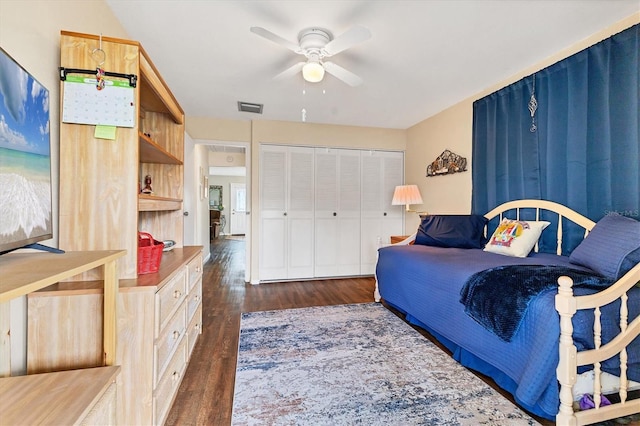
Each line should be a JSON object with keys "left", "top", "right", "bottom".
{"left": 59, "top": 31, "right": 185, "bottom": 280}
{"left": 53, "top": 31, "right": 201, "bottom": 425}
{"left": 0, "top": 250, "right": 125, "bottom": 425}
{"left": 27, "top": 247, "right": 203, "bottom": 425}
{"left": 0, "top": 250, "right": 125, "bottom": 363}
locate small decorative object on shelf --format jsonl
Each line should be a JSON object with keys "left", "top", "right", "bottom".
{"left": 141, "top": 174, "right": 153, "bottom": 194}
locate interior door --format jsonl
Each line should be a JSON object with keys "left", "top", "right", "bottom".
{"left": 230, "top": 182, "right": 247, "bottom": 235}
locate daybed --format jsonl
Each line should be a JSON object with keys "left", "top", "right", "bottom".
{"left": 375, "top": 199, "right": 640, "bottom": 425}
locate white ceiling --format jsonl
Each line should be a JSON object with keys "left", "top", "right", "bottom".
{"left": 106, "top": 1, "right": 639, "bottom": 130}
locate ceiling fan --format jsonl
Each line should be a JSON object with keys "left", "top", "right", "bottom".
{"left": 250, "top": 25, "right": 371, "bottom": 86}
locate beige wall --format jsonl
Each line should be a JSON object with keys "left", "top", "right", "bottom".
{"left": 187, "top": 117, "right": 252, "bottom": 143}
{"left": 405, "top": 13, "right": 640, "bottom": 234}
{"left": 209, "top": 151, "right": 246, "bottom": 167}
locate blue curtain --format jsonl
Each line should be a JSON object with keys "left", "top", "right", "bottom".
{"left": 473, "top": 24, "right": 639, "bottom": 253}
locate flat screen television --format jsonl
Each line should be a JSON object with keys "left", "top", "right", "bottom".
{"left": 0, "top": 46, "right": 54, "bottom": 254}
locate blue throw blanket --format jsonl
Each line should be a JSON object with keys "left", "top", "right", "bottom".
{"left": 460, "top": 265, "right": 612, "bottom": 342}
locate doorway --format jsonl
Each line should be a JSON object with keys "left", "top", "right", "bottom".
{"left": 202, "top": 141, "right": 251, "bottom": 283}
{"left": 229, "top": 183, "right": 247, "bottom": 235}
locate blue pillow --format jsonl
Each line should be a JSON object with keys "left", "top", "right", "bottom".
{"left": 415, "top": 215, "right": 488, "bottom": 249}
{"left": 569, "top": 215, "right": 640, "bottom": 280}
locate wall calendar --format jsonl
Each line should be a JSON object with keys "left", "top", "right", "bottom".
{"left": 62, "top": 75, "right": 135, "bottom": 127}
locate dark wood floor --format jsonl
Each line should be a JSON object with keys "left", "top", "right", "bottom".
{"left": 166, "top": 237, "right": 552, "bottom": 425}
{"left": 165, "top": 237, "right": 375, "bottom": 425}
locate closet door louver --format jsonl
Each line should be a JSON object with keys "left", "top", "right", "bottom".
{"left": 286, "top": 147, "right": 315, "bottom": 279}
{"left": 314, "top": 149, "right": 361, "bottom": 277}
{"left": 360, "top": 151, "right": 404, "bottom": 274}
{"left": 259, "top": 146, "right": 288, "bottom": 280}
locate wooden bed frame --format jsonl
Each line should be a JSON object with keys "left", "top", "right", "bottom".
{"left": 375, "top": 199, "right": 640, "bottom": 425}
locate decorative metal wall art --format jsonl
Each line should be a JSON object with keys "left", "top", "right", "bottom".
{"left": 426, "top": 149, "right": 467, "bottom": 177}
{"left": 528, "top": 74, "right": 538, "bottom": 132}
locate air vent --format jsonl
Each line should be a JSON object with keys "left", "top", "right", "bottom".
{"left": 237, "top": 101, "right": 263, "bottom": 114}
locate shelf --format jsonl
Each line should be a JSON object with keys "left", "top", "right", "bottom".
{"left": 0, "top": 250, "right": 125, "bottom": 302}
{"left": 139, "top": 194, "right": 183, "bottom": 211}
{"left": 139, "top": 132, "right": 182, "bottom": 164}
{"left": 0, "top": 250, "right": 124, "bottom": 367}
{"left": 0, "top": 366, "right": 120, "bottom": 425}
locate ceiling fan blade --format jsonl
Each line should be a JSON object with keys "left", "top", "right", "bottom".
{"left": 273, "top": 62, "right": 305, "bottom": 80}
{"left": 323, "top": 61, "right": 363, "bottom": 87}
{"left": 250, "top": 27, "right": 302, "bottom": 54}
{"left": 323, "top": 25, "right": 371, "bottom": 56}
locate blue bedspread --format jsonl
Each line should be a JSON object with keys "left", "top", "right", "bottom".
{"left": 460, "top": 265, "right": 612, "bottom": 342}
{"left": 376, "top": 245, "right": 640, "bottom": 420}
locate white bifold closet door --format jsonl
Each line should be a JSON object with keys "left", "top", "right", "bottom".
{"left": 360, "top": 150, "right": 404, "bottom": 275}
{"left": 259, "top": 145, "right": 315, "bottom": 281}
{"left": 314, "top": 148, "right": 361, "bottom": 277}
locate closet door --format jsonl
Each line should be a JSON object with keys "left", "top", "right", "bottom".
{"left": 259, "top": 145, "right": 288, "bottom": 280}
{"left": 360, "top": 151, "right": 404, "bottom": 274}
{"left": 259, "top": 145, "right": 315, "bottom": 281}
{"left": 287, "top": 147, "right": 315, "bottom": 279}
{"left": 314, "top": 148, "right": 340, "bottom": 277}
{"left": 336, "top": 150, "right": 361, "bottom": 275}
{"left": 314, "top": 148, "right": 361, "bottom": 277}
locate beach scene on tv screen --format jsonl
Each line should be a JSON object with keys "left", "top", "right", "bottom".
{"left": 0, "top": 50, "right": 52, "bottom": 245}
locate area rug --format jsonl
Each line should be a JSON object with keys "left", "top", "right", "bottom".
{"left": 231, "top": 303, "right": 538, "bottom": 425}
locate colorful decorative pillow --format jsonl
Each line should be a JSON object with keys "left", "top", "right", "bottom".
{"left": 415, "top": 214, "right": 488, "bottom": 249}
{"left": 569, "top": 214, "right": 640, "bottom": 280}
{"left": 483, "top": 218, "right": 550, "bottom": 258}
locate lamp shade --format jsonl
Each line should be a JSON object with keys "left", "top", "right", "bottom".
{"left": 302, "top": 61, "right": 325, "bottom": 83}
{"left": 392, "top": 185, "right": 423, "bottom": 207}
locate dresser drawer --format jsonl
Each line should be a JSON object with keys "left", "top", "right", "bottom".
{"left": 186, "top": 279, "right": 202, "bottom": 323}
{"left": 154, "top": 303, "right": 186, "bottom": 386}
{"left": 187, "top": 304, "right": 202, "bottom": 358}
{"left": 153, "top": 338, "right": 187, "bottom": 426}
{"left": 156, "top": 268, "right": 187, "bottom": 336}
{"left": 187, "top": 253, "right": 203, "bottom": 291}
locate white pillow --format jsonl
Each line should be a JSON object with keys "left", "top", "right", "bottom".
{"left": 484, "top": 218, "right": 550, "bottom": 258}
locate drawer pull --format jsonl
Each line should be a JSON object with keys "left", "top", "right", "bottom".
{"left": 173, "top": 290, "right": 182, "bottom": 299}
{"left": 172, "top": 371, "right": 179, "bottom": 382}
{"left": 195, "top": 323, "right": 200, "bottom": 331}
{"left": 194, "top": 295, "right": 200, "bottom": 302}
{"left": 196, "top": 266, "right": 201, "bottom": 272}
{"left": 173, "top": 330, "right": 180, "bottom": 340}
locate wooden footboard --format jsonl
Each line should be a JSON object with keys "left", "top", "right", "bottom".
{"left": 556, "top": 263, "right": 640, "bottom": 426}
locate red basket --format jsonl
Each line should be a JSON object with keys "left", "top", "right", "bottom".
{"left": 138, "top": 232, "right": 164, "bottom": 274}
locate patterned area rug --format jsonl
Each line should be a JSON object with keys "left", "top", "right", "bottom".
{"left": 232, "top": 303, "right": 538, "bottom": 425}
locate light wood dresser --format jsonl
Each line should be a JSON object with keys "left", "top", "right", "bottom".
{"left": 27, "top": 247, "right": 203, "bottom": 425}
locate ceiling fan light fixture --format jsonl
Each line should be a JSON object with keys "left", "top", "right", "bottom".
{"left": 302, "top": 61, "right": 325, "bottom": 83}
